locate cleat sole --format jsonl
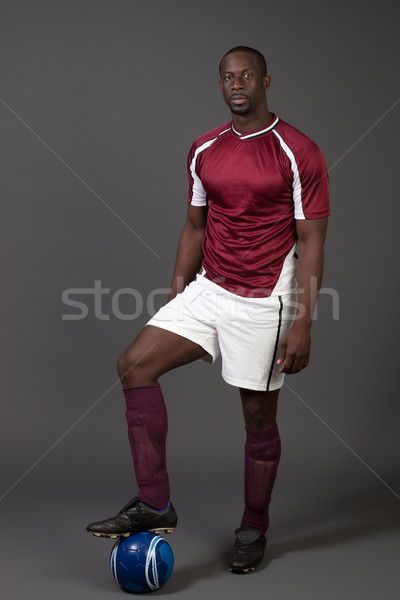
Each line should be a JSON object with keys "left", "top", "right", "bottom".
{"left": 150, "top": 528, "right": 175, "bottom": 535}
{"left": 90, "top": 528, "right": 175, "bottom": 538}
{"left": 91, "top": 532, "right": 132, "bottom": 539}
{"left": 230, "top": 566, "right": 256, "bottom": 573}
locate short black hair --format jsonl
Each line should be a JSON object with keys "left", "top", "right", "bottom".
{"left": 219, "top": 46, "right": 267, "bottom": 78}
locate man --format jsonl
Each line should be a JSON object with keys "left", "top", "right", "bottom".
{"left": 86, "top": 46, "right": 330, "bottom": 574}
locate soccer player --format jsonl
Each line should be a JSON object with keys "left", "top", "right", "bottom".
{"left": 87, "top": 46, "right": 330, "bottom": 573}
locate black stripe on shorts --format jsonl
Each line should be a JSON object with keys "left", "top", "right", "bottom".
{"left": 266, "top": 295, "right": 283, "bottom": 391}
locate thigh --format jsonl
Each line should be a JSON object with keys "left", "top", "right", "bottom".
{"left": 120, "top": 324, "right": 208, "bottom": 387}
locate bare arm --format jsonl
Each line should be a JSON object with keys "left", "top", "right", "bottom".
{"left": 168, "top": 204, "right": 208, "bottom": 301}
{"left": 277, "top": 216, "right": 328, "bottom": 374}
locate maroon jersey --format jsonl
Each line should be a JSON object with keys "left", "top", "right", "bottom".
{"left": 187, "top": 115, "right": 330, "bottom": 297}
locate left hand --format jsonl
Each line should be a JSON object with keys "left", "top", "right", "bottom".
{"left": 277, "top": 325, "right": 311, "bottom": 374}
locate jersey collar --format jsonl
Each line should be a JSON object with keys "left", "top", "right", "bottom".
{"left": 231, "top": 115, "right": 279, "bottom": 140}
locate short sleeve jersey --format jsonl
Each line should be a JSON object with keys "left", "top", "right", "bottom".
{"left": 187, "top": 115, "right": 330, "bottom": 297}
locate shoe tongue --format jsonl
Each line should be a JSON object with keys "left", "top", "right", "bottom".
{"left": 235, "top": 526, "right": 263, "bottom": 544}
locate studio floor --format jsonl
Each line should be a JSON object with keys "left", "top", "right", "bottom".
{"left": 1, "top": 476, "right": 399, "bottom": 600}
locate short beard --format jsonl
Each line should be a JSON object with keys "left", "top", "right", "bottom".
{"left": 229, "top": 102, "right": 251, "bottom": 115}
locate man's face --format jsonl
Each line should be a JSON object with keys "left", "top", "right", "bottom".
{"left": 219, "top": 51, "right": 270, "bottom": 116}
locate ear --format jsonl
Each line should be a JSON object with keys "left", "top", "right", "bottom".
{"left": 262, "top": 76, "right": 271, "bottom": 90}
{"left": 219, "top": 80, "right": 223, "bottom": 94}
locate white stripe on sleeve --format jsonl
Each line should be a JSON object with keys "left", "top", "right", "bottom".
{"left": 272, "top": 130, "right": 305, "bottom": 219}
{"left": 189, "top": 129, "right": 230, "bottom": 206}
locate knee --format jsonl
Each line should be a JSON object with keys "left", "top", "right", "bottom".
{"left": 117, "top": 347, "right": 142, "bottom": 380}
{"left": 243, "top": 404, "right": 273, "bottom": 431}
{"left": 240, "top": 389, "right": 279, "bottom": 431}
{"left": 117, "top": 351, "right": 129, "bottom": 379}
{"left": 117, "top": 345, "right": 158, "bottom": 387}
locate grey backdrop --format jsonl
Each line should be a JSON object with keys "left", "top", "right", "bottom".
{"left": 1, "top": 0, "right": 399, "bottom": 598}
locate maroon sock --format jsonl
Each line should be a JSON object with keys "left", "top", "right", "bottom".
{"left": 241, "top": 424, "right": 281, "bottom": 535}
{"left": 124, "top": 384, "right": 170, "bottom": 511}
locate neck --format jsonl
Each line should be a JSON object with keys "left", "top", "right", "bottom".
{"left": 231, "top": 108, "right": 273, "bottom": 133}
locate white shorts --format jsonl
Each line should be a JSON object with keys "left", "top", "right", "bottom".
{"left": 146, "top": 274, "right": 297, "bottom": 391}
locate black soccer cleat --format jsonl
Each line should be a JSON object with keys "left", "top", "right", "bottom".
{"left": 86, "top": 497, "right": 177, "bottom": 539}
{"left": 228, "top": 526, "right": 266, "bottom": 573}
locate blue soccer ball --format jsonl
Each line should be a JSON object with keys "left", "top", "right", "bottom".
{"left": 110, "top": 532, "right": 174, "bottom": 593}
